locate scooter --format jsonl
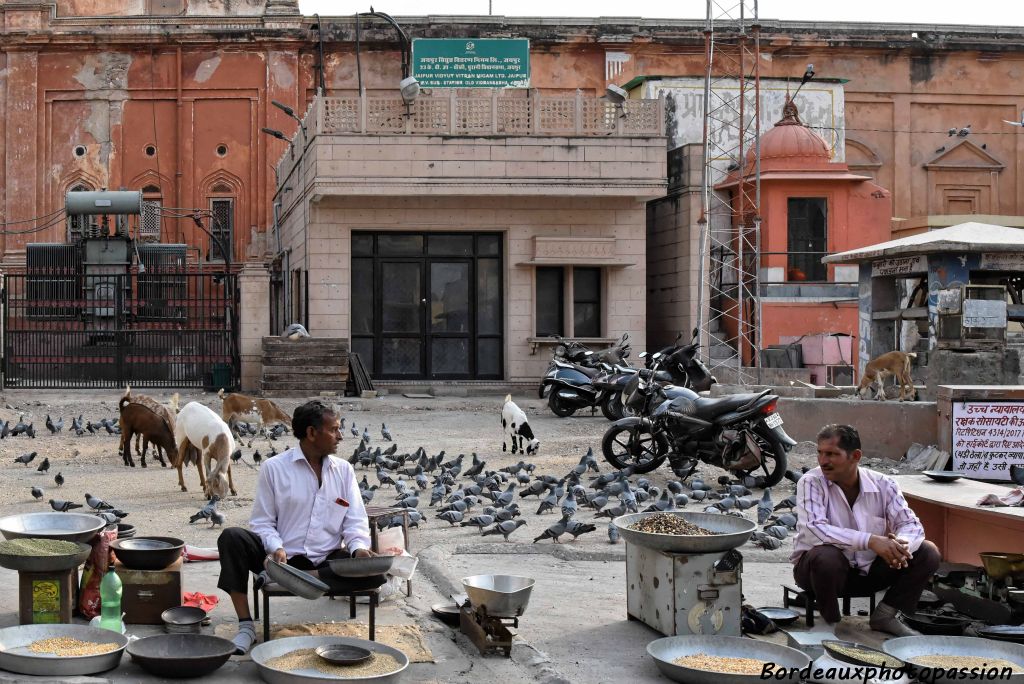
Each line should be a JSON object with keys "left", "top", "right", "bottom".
{"left": 540, "top": 354, "right": 636, "bottom": 419}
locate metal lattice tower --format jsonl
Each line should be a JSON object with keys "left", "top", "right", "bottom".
{"left": 697, "top": 0, "right": 762, "bottom": 385}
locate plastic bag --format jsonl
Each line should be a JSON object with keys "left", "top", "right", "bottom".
{"left": 79, "top": 528, "right": 117, "bottom": 619}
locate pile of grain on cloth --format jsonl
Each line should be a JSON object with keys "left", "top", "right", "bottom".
{"left": 215, "top": 623, "right": 433, "bottom": 663}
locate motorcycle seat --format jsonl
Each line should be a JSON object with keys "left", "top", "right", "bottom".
{"left": 575, "top": 365, "right": 602, "bottom": 378}
{"left": 692, "top": 391, "right": 769, "bottom": 418}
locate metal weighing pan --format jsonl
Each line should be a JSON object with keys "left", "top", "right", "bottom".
{"left": 251, "top": 635, "right": 409, "bottom": 684}
{"left": 430, "top": 603, "right": 460, "bottom": 627}
{"left": 821, "top": 640, "right": 906, "bottom": 670}
{"left": 979, "top": 626, "right": 1024, "bottom": 645}
{"left": 265, "top": 559, "right": 329, "bottom": 600}
{"left": 612, "top": 512, "right": 755, "bottom": 553}
{"left": 327, "top": 556, "right": 395, "bottom": 578}
{"left": 980, "top": 552, "right": 1024, "bottom": 581}
{"left": 127, "top": 634, "right": 234, "bottom": 679}
{"left": 0, "top": 512, "right": 105, "bottom": 544}
{"left": 0, "top": 623, "right": 127, "bottom": 676}
{"left": 0, "top": 540, "right": 91, "bottom": 573}
{"left": 883, "top": 635, "right": 1024, "bottom": 683}
{"left": 461, "top": 575, "right": 535, "bottom": 618}
{"left": 755, "top": 607, "right": 800, "bottom": 626}
{"left": 647, "top": 635, "right": 810, "bottom": 684}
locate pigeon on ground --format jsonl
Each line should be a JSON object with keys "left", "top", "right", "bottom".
{"left": 481, "top": 519, "right": 527, "bottom": 542}
{"left": 381, "top": 423, "right": 393, "bottom": 441}
{"left": 774, "top": 512, "right": 798, "bottom": 529}
{"left": 784, "top": 469, "right": 805, "bottom": 485}
{"left": 85, "top": 493, "right": 113, "bottom": 510}
{"left": 533, "top": 515, "right": 569, "bottom": 544}
{"left": 30, "top": 486, "right": 43, "bottom": 501}
{"left": 773, "top": 495, "right": 797, "bottom": 512}
{"left": 460, "top": 514, "right": 495, "bottom": 532}
{"left": 36, "top": 457, "right": 50, "bottom": 474}
{"left": 362, "top": 426, "right": 371, "bottom": 444}
{"left": 45, "top": 415, "right": 58, "bottom": 434}
{"left": 608, "top": 523, "right": 620, "bottom": 544}
{"left": 350, "top": 423, "right": 359, "bottom": 438}
{"left": 750, "top": 531, "right": 783, "bottom": 550}
{"left": 494, "top": 504, "right": 521, "bottom": 522}
{"left": 49, "top": 499, "right": 82, "bottom": 512}
{"left": 644, "top": 489, "right": 674, "bottom": 513}
{"left": 519, "top": 480, "right": 547, "bottom": 498}
{"left": 14, "top": 452, "right": 36, "bottom": 466}
{"left": 764, "top": 525, "right": 789, "bottom": 540}
{"left": 437, "top": 510, "right": 464, "bottom": 526}
{"left": 189, "top": 496, "right": 220, "bottom": 524}
{"left": 54, "top": 472, "right": 64, "bottom": 487}
{"left": 595, "top": 504, "right": 627, "bottom": 519}
{"left": 757, "top": 488, "right": 774, "bottom": 525}
{"left": 209, "top": 510, "right": 225, "bottom": 528}
{"left": 564, "top": 519, "right": 597, "bottom": 540}
{"left": 536, "top": 490, "right": 558, "bottom": 515}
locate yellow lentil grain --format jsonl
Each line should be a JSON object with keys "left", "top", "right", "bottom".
{"left": 673, "top": 654, "right": 769, "bottom": 675}
{"left": 265, "top": 648, "right": 403, "bottom": 677}
{"left": 914, "top": 655, "right": 1022, "bottom": 673}
{"left": 27, "top": 638, "right": 118, "bottom": 657}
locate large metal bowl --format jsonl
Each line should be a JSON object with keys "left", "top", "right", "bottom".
{"left": 0, "top": 512, "right": 105, "bottom": 544}
{"left": 0, "top": 539, "right": 91, "bottom": 572}
{"left": 251, "top": 635, "right": 409, "bottom": 684}
{"left": 327, "top": 556, "right": 395, "bottom": 578}
{"left": 612, "top": 512, "right": 756, "bottom": 553}
{"left": 127, "top": 634, "right": 234, "bottom": 678}
{"left": 647, "top": 635, "right": 810, "bottom": 684}
{"left": 461, "top": 574, "right": 535, "bottom": 618}
{"left": 882, "top": 636, "right": 1024, "bottom": 683}
{"left": 0, "top": 623, "right": 127, "bottom": 676}
{"left": 265, "top": 559, "right": 329, "bottom": 600}
{"left": 112, "top": 536, "right": 184, "bottom": 571}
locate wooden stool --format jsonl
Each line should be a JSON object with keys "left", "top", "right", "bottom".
{"left": 252, "top": 580, "right": 378, "bottom": 643}
{"left": 782, "top": 584, "right": 877, "bottom": 628}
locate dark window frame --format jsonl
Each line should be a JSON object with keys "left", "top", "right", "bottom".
{"left": 786, "top": 197, "right": 828, "bottom": 282}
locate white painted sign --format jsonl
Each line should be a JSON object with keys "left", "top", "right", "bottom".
{"left": 643, "top": 77, "right": 846, "bottom": 170}
{"left": 871, "top": 255, "right": 927, "bottom": 278}
{"left": 952, "top": 401, "right": 1024, "bottom": 481}
{"left": 963, "top": 299, "right": 1007, "bottom": 328}
{"left": 980, "top": 253, "right": 1024, "bottom": 271}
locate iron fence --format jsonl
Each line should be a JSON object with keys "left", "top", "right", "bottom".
{"left": 3, "top": 269, "right": 238, "bottom": 389}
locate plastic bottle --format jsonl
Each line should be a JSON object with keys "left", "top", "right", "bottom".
{"left": 98, "top": 555, "right": 123, "bottom": 632}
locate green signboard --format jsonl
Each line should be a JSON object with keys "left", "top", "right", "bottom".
{"left": 412, "top": 38, "right": 530, "bottom": 89}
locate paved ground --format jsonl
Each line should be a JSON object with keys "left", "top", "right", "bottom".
{"left": 0, "top": 390, "right": 887, "bottom": 683}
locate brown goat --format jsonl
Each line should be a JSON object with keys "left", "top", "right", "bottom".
{"left": 118, "top": 390, "right": 179, "bottom": 467}
{"left": 118, "top": 393, "right": 178, "bottom": 469}
{"left": 218, "top": 388, "right": 291, "bottom": 435}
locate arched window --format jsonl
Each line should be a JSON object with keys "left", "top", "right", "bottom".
{"left": 207, "top": 182, "right": 234, "bottom": 261}
{"left": 140, "top": 184, "right": 162, "bottom": 242}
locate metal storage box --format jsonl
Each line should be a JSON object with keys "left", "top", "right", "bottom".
{"left": 625, "top": 543, "right": 742, "bottom": 637}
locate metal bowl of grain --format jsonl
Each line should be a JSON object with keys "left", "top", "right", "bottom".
{"left": 612, "top": 512, "right": 756, "bottom": 553}
{"left": 0, "top": 538, "right": 91, "bottom": 572}
{"left": 647, "top": 635, "right": 810, "bottom": 683}
{"left": 0, "top": 512, "right": 105, "bottom": 544}
{"left": 882, "top": 636, "right": 1024, "bottom": 683}
{"left": 251, "top": 635, "right": 408, "bottom": 684}
{"left": 0, "top": 623, "right": 128, "bottom": 676}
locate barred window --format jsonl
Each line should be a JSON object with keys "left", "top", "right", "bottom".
{"left": 140, "top": 185, "right": 162, "bottom": 242}
{"left": 209, "top": 198, "right": 233, "bottom": 261}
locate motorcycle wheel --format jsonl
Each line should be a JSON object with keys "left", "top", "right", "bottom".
{"left": 602, "top": 423, "right": 668, "bottom": 473}
{"left": 736, "top": 426, "right": 788, "bottom": 487}
{"left": 600, "top": 392, "right": 625, "bottom": 421}
{"left": 548, "top": 391, "right": 577, "bottom": 418}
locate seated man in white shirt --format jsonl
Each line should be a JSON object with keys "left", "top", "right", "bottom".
{"left": 216, "top": 400, "right": 386, "bottom": 655}
{"left": 792, "top": 423, "right": 941, "bottom": 637}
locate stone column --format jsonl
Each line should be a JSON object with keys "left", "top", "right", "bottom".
{"left": 238, "top": 262, "right": 271, "bottom": 392}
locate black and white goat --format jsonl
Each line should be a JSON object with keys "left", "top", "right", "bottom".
{"left": 501, "top": 394, "right": 540, "bottom": 456}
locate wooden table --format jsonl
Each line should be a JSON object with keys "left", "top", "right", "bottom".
{"left": 893, "top": 474, "right": 1024, "bottom": 565}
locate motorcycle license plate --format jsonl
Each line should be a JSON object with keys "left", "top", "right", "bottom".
{"left": 763, "top": 413, "right": 784, "bottom": 429}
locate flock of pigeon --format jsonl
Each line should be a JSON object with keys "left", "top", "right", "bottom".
{"left": 341, "top": 417, "right": 808, "bottom": 550}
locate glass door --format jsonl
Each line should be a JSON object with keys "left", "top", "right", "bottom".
{"left": 428, "top": 260, "right": 471, "bottom": 378}
{"left": 379, "top": 260, "right": 424, "bottom": 377}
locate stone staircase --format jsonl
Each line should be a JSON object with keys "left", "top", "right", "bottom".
{"left": 260, "top": 337, "right": 349, "bottom": 395}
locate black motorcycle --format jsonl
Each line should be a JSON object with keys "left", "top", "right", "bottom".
{"left": 600, "top": 357, "right": 796, "bottom": 486}
{"left": 643, "top": 331, "right": 716, "bottom": 393}
{"left": 551, "top": 333, "right": 631, "bottom": 367}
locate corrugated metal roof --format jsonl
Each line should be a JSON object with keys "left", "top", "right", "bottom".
{"left": 823, "top": 222, "right": 1024, "bottom": 263}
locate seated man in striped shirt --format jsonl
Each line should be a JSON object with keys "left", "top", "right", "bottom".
{"left": 792, "top": 423, "right": 940, "bottom": 636}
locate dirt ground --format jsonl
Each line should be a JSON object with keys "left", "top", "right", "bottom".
{"left": 0, "top": 390, "right": 921, "bottom": 554}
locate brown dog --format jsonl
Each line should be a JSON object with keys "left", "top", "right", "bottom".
{"left": 857, "top": 351, "right": 917, "bottom": 402}
{"left": 218, "top": 388, "right": 291, "bottom": 434}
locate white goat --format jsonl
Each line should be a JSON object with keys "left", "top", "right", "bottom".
{"left": 173, "top": 401, "right": 236, "bottom": 499}
{"left": 501, "top": 394, "right": 540, "bottom": 456}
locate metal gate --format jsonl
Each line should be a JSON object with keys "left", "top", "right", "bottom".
{"left": 2, "top": 267, "right": 239, "bottom": 389}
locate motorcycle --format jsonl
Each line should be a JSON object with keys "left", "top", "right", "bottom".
{"left": 600, "top": 355, "right": 796, "bottom": 486}
{"left": 643, "top": 331, "right": 716, "bottom": 393}
{"left": 539, "top": 334, "right": 634, "bottom": 419}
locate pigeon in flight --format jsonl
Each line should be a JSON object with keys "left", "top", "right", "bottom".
{"left": 1004, "top": 110, "right": 1024, "bottom": 127}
